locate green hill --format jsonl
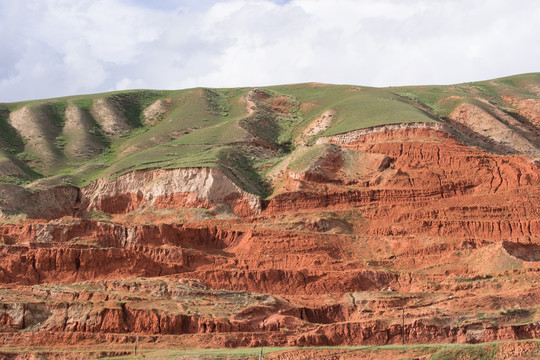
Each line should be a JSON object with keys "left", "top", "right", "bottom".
{"left": 0, "top": 73, "right": 539, "bottom": 196}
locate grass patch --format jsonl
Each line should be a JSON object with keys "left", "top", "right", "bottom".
{"left": 288, "top": 143, "right": 337, "bottom": 173}
{"left": 108, "top": 90, "right": 168, "bottom": 128}
{"left": 2, "top": 340, "right": 540, "bottom": 360}
{"left": 0, "top": 108, "right": 25, "bottom": 153}
{"left": 72, "top": 98, "right": 94, "bottom": 111}
{"left": 55, "top": 135, "right": 67, "bottom": 151}
{"left": 220, "top": 148, "right": 271, "bottom": 197}
{"left": 0, "top": 74, "right": 538, "bottom": 191}
{"left": 269, "top": 84, "right": 436, "bottom": 139}
{"left": 15, "top": 151, "right": 40, "bottom": 163}
{"left": 430, "top": 343, "right": 497, "bottom": 360}
{"left": 47, "top": 100, "right": 68, "bottom": 127}
{"left": 203, "top": 88, "right": 232, "bottom": 115}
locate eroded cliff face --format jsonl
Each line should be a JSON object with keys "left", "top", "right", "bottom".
{"left": 0, "top": 167, "right": 261, "bottom": 220}
{"left": 81, "top": 167, "right": 261, "bottom": 217}
{"left": 0, "top": 123, "right": 538, "bottom": 352}
{"left": 0, "top": 186, "right": 80, "bottom": 220}
{"left": 0, "top": 86, "right": 539, "bottom": 356}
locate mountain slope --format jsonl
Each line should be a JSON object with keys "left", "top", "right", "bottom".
{"left": 0, "top": 74, "right": 539, "bottom": 358}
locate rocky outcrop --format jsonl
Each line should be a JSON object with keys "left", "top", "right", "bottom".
{"left": 0, "top": 167, "right": 262, "bottom": 219}
{"left": 0, "top": 186, "right": 80, "bottom": 220}
{"left": 0, "top": 219, "right": 242, "bottom": 249}
{"left": 81, "top": 167, "right": 261, "bottom": 216}
{"left": 1, "top": 304, "right": 539, "bottom": 349}
{"left": 0, "top": 95, "right": 539, "bottom": 354}
{"left": 0, "top": 219, "right": 244, "bottom": 284}
{"left": 316, "top": 122, "right": 449, "bottom": 145}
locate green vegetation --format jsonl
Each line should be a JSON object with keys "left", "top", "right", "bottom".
{"left": 47, "top": 100, "right": 68, "bottom": 127}
{"left": 269, "top": 83, "right": 436, "bottom": 138}
{"left": 392, "top": 72, "right": 540, "bottom": 117}
{"left": 72, "top": 98, "right": 93, "bottom": 111}
{"left": 86, "top": 210, "right": 112, "bottom": 221}
{"left": 430, "top": 344, "right": 497, "bottom": 360}
{"left": 0, "top": 113, "right": 21, "bottom": 151}
{"left": 203, "top": 87, "right": 233, "bottom": 115}
{"left": 221, "top": 148, "right": 270, "bottom": 196}
{"left": 241, "top": 88, "right": 301, "bottom": 146}
{"left": 288, "top": 143, "right": 337, "bottom": 172}
{"left": 109, "top": 90, "right": 167, "bottom": 128}
{"left": 3, "top": 340, "right": 539, "bottom": 359}
{"left": 0, "top": 73, "right": 537, "bottom": 195}
{"left": 55, "top": 135, "right": 67, "bottom": 151}
{"left": 0, "top": 174, "right": 27, "bottom": 186}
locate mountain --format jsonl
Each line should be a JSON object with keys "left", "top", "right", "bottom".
{"left": 0, "top": 74, "right": 539, "bottom": 359}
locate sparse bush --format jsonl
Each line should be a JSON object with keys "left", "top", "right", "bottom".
{"left": 86, "top": 210, "right": 112, "bottom": 220}
{"left": 60, "top": 177, "right": 73, "bottom": 186}
{"left": 499, "top": 306, "right": 527, "bottom": 316}
{"left": 16, "top": 151, "right": 40, "bottom": 163}
{"left": 55, "top": 135, "right": 66, "bottom": 150}
{"left": 48, "top": 101, "right": 68, "bottom": 127}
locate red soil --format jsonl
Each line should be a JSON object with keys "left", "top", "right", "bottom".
{"left": 0, "top": 125, "right": 539, "bottom": 353}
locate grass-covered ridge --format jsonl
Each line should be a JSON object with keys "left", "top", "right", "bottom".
{"left": 1, "top": 339, "right": 538, "bottom": 359}
{"left": 392, "top": 72, "right": 540, "bottom": 117}
{"left": 0, "top": 73, "right": 538, "bottom": 195}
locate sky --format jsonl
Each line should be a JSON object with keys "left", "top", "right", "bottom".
{"left": 0, "top": 0, "right": 539, "bottom": 102}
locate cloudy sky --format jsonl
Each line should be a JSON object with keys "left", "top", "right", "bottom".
{"left": 1, "top": 0, "right": 539, "bottom": 102}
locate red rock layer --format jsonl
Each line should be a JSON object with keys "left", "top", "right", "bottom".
{"left": 0, "top": 126, "right": 539, "bottom": 350}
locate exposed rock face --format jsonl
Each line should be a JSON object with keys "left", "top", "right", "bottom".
{"left": 81, "top": 167, "right": 261, "bottom": 216}
{"left": 2, "top": 124, "right": 540, "bottom": 352}
{"left": 0, "top": 87, "right": 539, "bottom": 354}
{"left": 269, "top": 126, "right": 539, "bottom": 219}
{"left": 503, "top": 95, "right": 540, "bottom": 129}
{"left": 297, "top": 110, "right": 335, "bottom": 144}
{"left": 0, "top": 167, "right": 261, "bottom": 219}
{"left": 315, "top": 122, "right": 449, "bottom": 145}
{"left": 0, "top": 186, "right": 80, "bottom": 220}
{"left": 0, "top": 123, "right": 539, "bottom": 352}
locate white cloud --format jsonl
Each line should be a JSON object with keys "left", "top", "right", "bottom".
{"left": 0, "top": 0, "right": 539, "bottom": 102}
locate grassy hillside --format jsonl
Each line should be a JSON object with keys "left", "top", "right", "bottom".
{"left": 0, "top": 73, "right": 538, "bottom": 195}
{"left": 393, "top": 72, "right": 540, "bottom": 117}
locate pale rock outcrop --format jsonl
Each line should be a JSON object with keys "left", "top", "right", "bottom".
{"left": 316, "top": 122, "right": 448, "bottom": 145}
{"left": 81, "top": 167, "right": 261, "bottom": 216}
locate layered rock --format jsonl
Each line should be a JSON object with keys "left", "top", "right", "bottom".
{"left": 0, "top": 112, "right": 539, "bottom": 353}
{"left": 81, "top": 167, "right": 261, "bottom": 216}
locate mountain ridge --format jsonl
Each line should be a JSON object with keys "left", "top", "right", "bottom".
{"left": 0, "top": 73, "right": 539, "bottom": 359}
{"left": 0, "top": 73, "right": 538, "bottom": 196}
